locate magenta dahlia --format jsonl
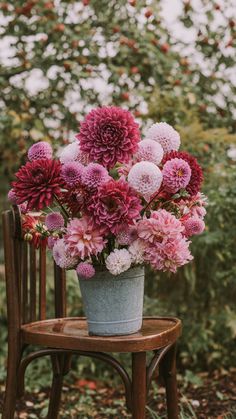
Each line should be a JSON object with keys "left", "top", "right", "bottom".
{"left": 12, "top": 159, "right": 63, "bottom": 210}
{"left": 76, "top": 262, "right": 95, "bottom": 279}
{"left": 61, "top": 162, "right": 84, "bottom": 186}
{"left": 162, "top": 151, "right": 203, "bottom": 196}
{"left": 45, "top": 212, "right": 64, "bottom": 230}
{"left": 76, "top": 106, "right": 140, "bottom": 169}
{"left": 28, "top": 141, "right": 53, "bottom": 161}
{"left": 182, "top": 216, "right": 205, "bottom": 237}
{"left": 81, "top": 163, "right": 110, "bottom": 189}
{"left": 88, "top": 178, "right": 142, "bottom": 234}
{"left": 162, "top": 158, "right": 192, "bottom": 193}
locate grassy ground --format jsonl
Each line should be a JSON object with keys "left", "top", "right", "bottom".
{"left": 0, "top": 369, "right": 236, "bottom": 418}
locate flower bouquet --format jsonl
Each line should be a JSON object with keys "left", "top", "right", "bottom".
{"left": 9, "top": 106, "right": 206, "bottom": 336}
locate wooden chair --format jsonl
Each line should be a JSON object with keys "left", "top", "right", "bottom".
{"left": 2, "top": 206, "right": 182, "bottom": 419}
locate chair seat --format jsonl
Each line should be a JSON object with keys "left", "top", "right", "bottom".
{"left": 21, "top": 316, "right": 181, "bottom": 353}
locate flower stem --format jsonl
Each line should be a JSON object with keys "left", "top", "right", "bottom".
{"left": 53, "top": 194, "right": 70, "bottom": 219}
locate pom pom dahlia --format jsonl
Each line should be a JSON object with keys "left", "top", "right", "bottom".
{"left": 7, "top": 189, "right": 18, "bottom": 204}
{"left": 76, "top": 262, "right": 95, "bottom": 279}
{"left": 105, "top": 249, "right": 132, "bottom": 275}
{"left": 12, "top": 159, "right": 63, "bottom": 210}
{"left": 61, "top": 162, "right": 84, "bottom": 186}
{"left": 52, "top": 239, "right": 78, "bottom": 269}
{"left": 136, "top": 139, "right": 164, "bottom": 165}
{"left": 28, "top": 141, "right": 53, "bottom": 161}
{"left": 162, "top": 158, "right": 191, "bottom": 193}
{"left": 128, "top": 161, "right": 163, "bottom": 199}
{"left": 145, "top": 122, "right": 180, "bottom": 154}
{"left": 65, "top": 217, "right": 106, "bottom": 259}
{"left": 182, "top": 217, "right": 205, "bottom": 237}
{"left": 45, "top": 212, "right": 64, "bottom": 230}
{"left": 59, "top": 142, "right": 89, "bottom": 165}
{"left": 81, "top": 163, "right": 109, "bottom": 189}
{"left": 88, "top": 178, "right": 141, "bottom": 234}
{"left": 162, "top": 151, "right": 203, "bottom": 196}
{"left": 77, "top": 106, "right": 140, "bottom": 169}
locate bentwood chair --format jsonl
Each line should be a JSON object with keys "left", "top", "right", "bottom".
{"left": 2, "top": 206, "right": 182, "bottom": 419}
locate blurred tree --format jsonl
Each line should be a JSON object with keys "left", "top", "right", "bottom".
{"left": 0, "top": 0, "right": 235, "bottom": 181}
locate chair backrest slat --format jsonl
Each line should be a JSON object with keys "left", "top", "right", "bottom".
{"left": 21, "top": 241, "right": 28, "bottom": 324}
{"left": 29, "top": 244, "right": 37, "bottom": 322}
{"left": 39, "top": 246, "right": 47, "bottom": 320}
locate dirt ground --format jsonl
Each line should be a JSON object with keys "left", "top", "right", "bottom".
{"left": 0, "top": 369, "right": 236, "bottom": 418}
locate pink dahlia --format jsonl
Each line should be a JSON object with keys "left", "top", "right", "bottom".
{"left": 59, "top": 142, "right": 89, "bottom": 165}
{"left": 136, "top": 139, "right": 164, "bottom": 165}
{"left": 145, "top": 122, "right": 180, "bottom": 154}
{"left": 81, "top": 163, "right": 110, "bottom": 189}
{"left": 128, "top": 239, "right": 146, "bottom": 264}
{"left": 77, "top": 106, "right": 140, "bottom": 169}
{"left": 137, "top": 209, "right": 184, "bottom": 244}
{"left": 116, "top": 226, "right": 138, "bottom": 245}
{"left": 145, "top": 236, "right": 193, "bottom": 273}
{"left": 12, "top": 159, "right": 63, "bottom": 210}
{"left": 128, "top": 161, "right": 163, "bottom": 200}
{"left": 28, "top": 141, "right": 53, "bottom": 161}
{"left": 64, "top": 217, "right": 106, "bottom": 259}
{"left": 47, "top": 236, "right": 58, "bottom": 250}
{"left": 162, "top": 151, "right": 203, "bottom": 196}
{"left": 61, "top": 162, "right": 84, "bottom": 186}
{"left": 162, "top": 158, "right": 191, "bottom": 193}
{"left": 76, "top": 262, "right": 95, "bottom": 279}
{"left": 52, "top": 238, "right": 78, "bottom": 269}
{"left": 182, "top": 217, "right": 205, "bottom": 237}
{"left": 45, "top": 212, "right": 64, "bottom": 230}
{"left": 88, "top": 178, "right": 142, "bottom": 234}
{"left": 7, "top": 189, "right": 18, "bottom": 204}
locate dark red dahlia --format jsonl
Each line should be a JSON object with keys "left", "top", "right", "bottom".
{"left": 88, "top": 178, "right": 142, "bottom": 234}
{"left": 12, "top": 159, "right": 63, "bottom": 210}
{"left": 76, "top": 106, "right": 140, "bottom": 169}
{"left": 162, "top": 151, "right": 203, "bottom": 196}
{"left": 62, "top": 184, "right": 91, "bottom": 216}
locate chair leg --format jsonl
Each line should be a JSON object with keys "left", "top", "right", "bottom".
{"left": 131, "top": 352, "right": 146, "bottom": 419}
{"left": 2, "top": 341, "right": 21, "bottom": 419}
{"left": 47, "top": 354, "right": 69, "bottom": 419}
{"left": 161, "top": 344, "right": 179, "bottom": 419}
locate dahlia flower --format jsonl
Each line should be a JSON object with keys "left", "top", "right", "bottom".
{"left": 47, "top": 236, "right": 58, "bottom": 250}
{"left": 59, "top": 142, "right": 89, "bottom": 165}
{"left": 116, "top": 226, "right": 138, "bottom": 246}
{"left": 28, "top": 141, "right": 53, "bottom": 161}
{"left": 45, "top": 212, "right": 64, "bottom": 231}
{"left": 52, "top": 238, "right": 78, "bottom": 269}
{"left": 128, "top": 239, "right": 146, "bottom": 264}
{"left": 81, "top": 163, "right": 109, "bottom": 189}
{"left": 137, "top": 209, "right": 184, "bottom": 244}
{"left": 145, "top": 237, "right": 193, "bottom": 273}
{"left": 162, "top": 158, "right": 191, "bottom": 193}
{"left": 12, "top": 159, "right": 63, "bottom": 210}
{"left": 77, "top": 106, "right": 140, "bottom": 169}
{"left": 136, "top": 139, "right": 164, "bottom": 165}
{"left": 61, "top": 162, "right": 84, "bottom": 186}
{"left": 65, "top": 217, "right": 106, "bottom": 259}
{"left": 145, "top": 122, "right": 180, "bottom": 154}
{"left": 128, "top": 161, "right": 163, "bottom": 200}
{"left": 76, "top": 262, "right": 95, "bottom": 279}
{"left": 22, "top": 215, "right": 48, "bottom": 248}
{"left": 7, "top": 189, "right": 18, "bottom": 204}
{"left": 88, "top": 178, "right": 141, "bottom": 234}
{"left": 105, "top": 249, "right": 132, "bottom": 275}
{"left": 182, "top": 217, "right": 205, "bottom": 237}
{"left": 162, "top": 151, "right": 203, "bottom": 196}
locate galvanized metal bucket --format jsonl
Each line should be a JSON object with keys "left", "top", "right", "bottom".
{"left": 78, "top": 266, "right": 145, "bottom": 336}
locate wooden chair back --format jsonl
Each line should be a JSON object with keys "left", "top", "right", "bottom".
{"left": 2, "top": 206, "right": 66, "bottom": 331}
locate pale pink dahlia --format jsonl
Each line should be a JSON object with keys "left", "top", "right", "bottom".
{"left": 162, "top": 158, "right": 191, "bottom": 193}
{"left": 145, "top": 237, "right": 193, "bottom": 273}
{"left": 88, "top": 178, "right": 141, "bottom": 234}
{"left": 105, "top": 249, "right": 132, "bottom": 275}
{"left": 28, "top": 141, "right": 53, "bottom": 161}
{"left": 64, "top": 217, "right": 106, "bottom": 259}
{"left": 145, "top": 122, "right": 180, "bottom": 154}
{"left": 8, "top": 189, "right": 18, "bottom": 204}
{"left": 182, "top": 217, "right": 205, "bottom": 237}
{"left": 116, "top": 226, "right": 138, "bottom": 246}
{"left": 47, "top": 236, "right": 58, "bottom": 250}
{"left": 128, "top": 239, "right": 146, "bottom": 264}
{"left": 61, "top": 162, "right": 84, "bottom": 186}
{"left": 128, "top": 161, "right": 163, "bottom": 200}
{"left": 76, "top": 262, "right": 95, "bottom": 279}
{"left": 136, "top": 140, "right": 164, "bottom": 165}
{"left": 52, "top": 238, "right": 78, "bottom": 269}
{"left": 81, "top": 163, "right": 109, "bottom": 189}
{"left": 59, "top": 142, "right": 89, "bottom": 165}
{"left": 77, "top": 106, "right": 140, "bottom": 169}
{"left": 137, "top": 209, "right": 184, "bottom": 244}
{"left": 45, "top": 212, "right": 64, "bottom": 230}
